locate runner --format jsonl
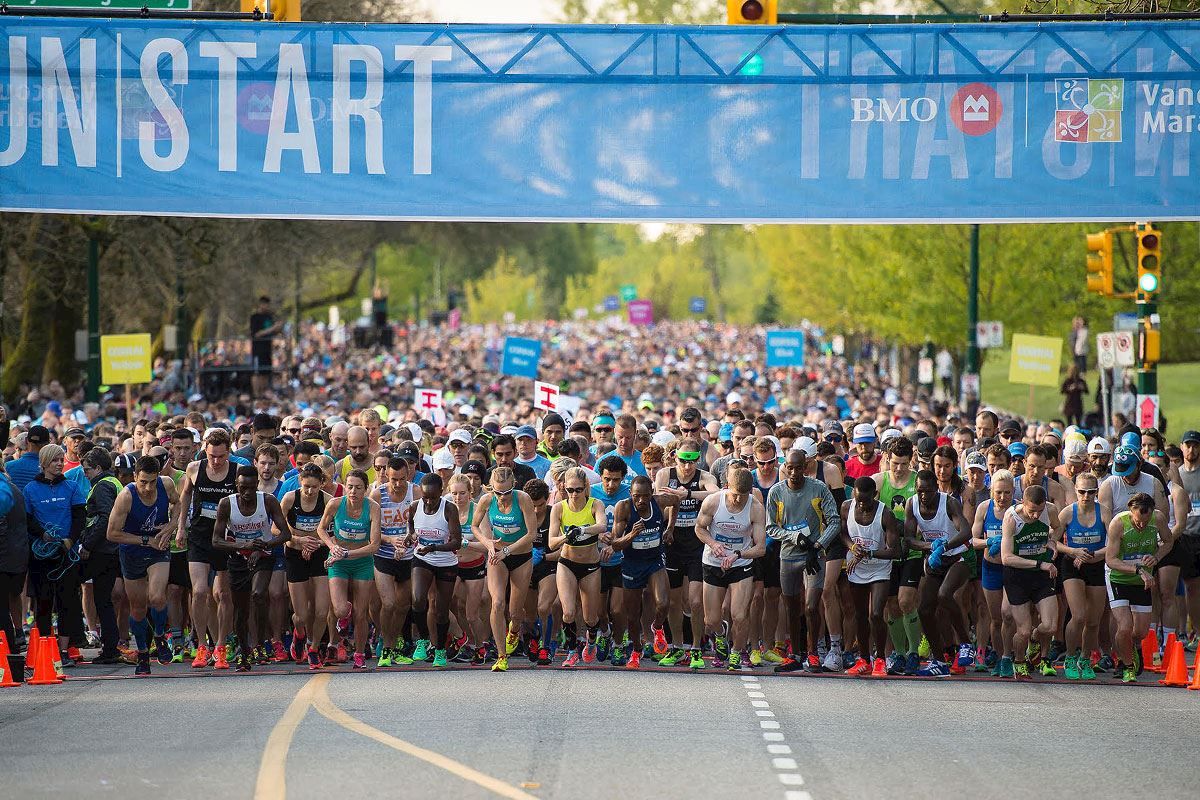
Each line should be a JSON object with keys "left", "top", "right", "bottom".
{"left": 695, "top": 468, "right": 766, "bottom": 671}
{"left": 369, "top": 454, "right": 419, "bottom": 668}
{"left": 280, "top": 463, "right": 332, "bottom": 669}
{"left": 841, "top": 476, "right": 902, "bottom": 677}
{"left": 1057, "top": 472, "right": 1108, "bottom": 680}
{"left": 1000, "top": 484, "right": 1063, "bottom": 680}
{"left": 549, "top": 466, "right": 608, "bottom": 667}
{"left": 316, "top": 469, "right": 381, "bottom": 669}
{"left": 472, "top": 466, "right": 536, "bottom": 672}
{"left": 406, "top": 473, "right": 463, "bottom": 669}
{"left": 1104, "top": 493, "right": 1169, "bottom": 683}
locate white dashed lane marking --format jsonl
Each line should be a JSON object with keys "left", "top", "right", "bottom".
{"left": 741, "top": 675, "right": 810, "bottom": 800}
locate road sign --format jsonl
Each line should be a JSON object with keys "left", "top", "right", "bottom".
{"left": 1114, "top": 331, "right": 1136, "bottom": 367}
{"left": 975, "top": 321, "right": 1004, "bottom": 349}
{"left": 1137, "top": 394, "right": 1160, "bottom": 429}
{"left": 14, "top": 1, "right": 192, "bottom": 7}
{"left": 619, "top": 285, "right": 638, "bottom": 303}
{"left": 689, "top": 297, "right": 707, "bottom": 314}
{"left": 1008, "top": 334, "right": 1062, "bottom": 387}
{"left": 100, "top": 334, "right": 152, "bottom": 385}
{"left": 1096, "top": 332, "right": 1116, "bottom": 370}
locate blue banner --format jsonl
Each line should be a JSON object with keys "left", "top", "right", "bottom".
{"left": 766, "top": 330, "right": 805, "bottom": 368}
{"left": 501, "top": 337, "right": 541, "bottom": 378}
{"left": 2, "top": 19, "right": 1200, "bottom": 222}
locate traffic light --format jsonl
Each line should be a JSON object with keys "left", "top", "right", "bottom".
{"left": 1136, "top": 222, "right": 1161, "bottom": 301}
{"left": 241, "top": 1, "right": 301, "bottom": 21}
{"left": 727, "top": 0, "right": 778, "bottom": 24}
{"left": 1085, "top": 230, "right": 1114, "bottom": 296}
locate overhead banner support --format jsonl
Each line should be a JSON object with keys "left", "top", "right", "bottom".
{"left": 1, "top": 19, "right": 1199, "bottom": 222}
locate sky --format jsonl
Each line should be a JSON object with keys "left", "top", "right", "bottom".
{"left": 426, "top": 0, "right": 562, "bottom": 23}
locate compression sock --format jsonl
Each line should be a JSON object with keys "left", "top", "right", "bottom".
{"left": 130, "top": 616, "right": 150, "bottom": 652}
{"left": 886, "top": 616, "right": 908, "bottom": 655}
{"left": 901, "top": 612, "right": 923, "bottom": 656}
{"left": 149, "top": 606, "right": 168, "bottom": 637}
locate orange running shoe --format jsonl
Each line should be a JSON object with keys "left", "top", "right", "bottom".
{"left": 191, "top": 645, "right": 210, "bottom": 669}
{"left": 213, "top": 645, "right": 230, "bottom": 670}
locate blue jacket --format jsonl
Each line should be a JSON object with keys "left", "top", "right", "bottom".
{"left": 23, "top": 473, "right": 87, "bottom": 543}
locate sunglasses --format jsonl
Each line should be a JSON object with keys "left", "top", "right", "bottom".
{"left": 564, "top": 486, "right": 586, "bottom": 494}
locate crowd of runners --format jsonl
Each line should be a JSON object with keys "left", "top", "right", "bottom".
{"left": 1, "top": 321, "right": 1195, "bottom": 684}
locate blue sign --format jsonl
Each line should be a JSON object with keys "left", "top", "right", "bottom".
{"left": 2, "top": 19, "right": 1199, "bottom": 222}
{"left": 603, "top": 295, "right": 620, "bottom": 312}
{"left": 689, "top": 297, "right": 707, "bottom": 314}
{"left": 766, "top": 331, "right": 805, "bottom": 368}
{"left": 501, "top": 337, "right": 541, "bottom": 378}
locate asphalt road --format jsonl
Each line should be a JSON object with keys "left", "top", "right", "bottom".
{"left": 1, "top": 661, "right": 1197, "bottom": 800}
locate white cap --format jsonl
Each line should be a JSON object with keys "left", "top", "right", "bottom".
{"left": 405, "top": 422, "right": 423, "bottom": 442}
{"left": 651, "top": 430, "right": 676, "bottom": 447}
{"left": 1087, "top": 436, "right": 1112, "bottom": 455}
{"left": 431, "top": 448, "right": 455, "bottom": 471}
{"left": 447, "top": 429, "right": 472, "bottom": 446}
{"left": 726, "top": 391, "right": 743, "bottom": 406}
{"left": 792, "top": 436, "right": 817, "bottom": 458}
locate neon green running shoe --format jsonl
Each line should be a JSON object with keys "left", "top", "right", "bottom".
{"left": 413, "top": 639, "right": 430, "bottom": 661}
{"left": 917, "top": 635, "right": 931, "bottom": 659}
{"left": 432, "top": 649, "right": 448, "bottom": 668}
{"left": 689, "top": 650, "right": 705, "bottom": 670}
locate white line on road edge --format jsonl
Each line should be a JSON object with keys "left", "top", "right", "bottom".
{"left": 742, "top": 675, "right": 809, "bottom": 799}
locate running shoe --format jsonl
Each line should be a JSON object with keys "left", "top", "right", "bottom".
{"left": 917, "top": 635, "right": 931, "bottom": 659}
{"left": 627, "top": 650, "right": 641, "bottom": 669}
{"left": 378, "top": 648, "right": 394, "bottom": 668}
{"left": 1079, "top": 659, "right": 1096, "bottom": 681}
{"left": 905, "top": 652, "right": 920, "bottom": 675}
{"left": 871, "top": 657, "right": 887, "bottom": 677}
{"left": 1040, "top": 660, "right": 1057, "bottom": 677}
{"left": 749, "top": 648, "right": 764, "bottom": 667}
{"left": 353, "top": 651, "right": 366, "bottom": 669}
{"left": 1014, "top": 662, "right": 1031, "bottom": 681}
{"left": 432, "top": 649, "right": 448, "bottom": 668}
{"left": 504, "top": 630, "right": 519, "bottom": 656}
{"left": 562, "top": 649, "right": 580, "bottom": 668}
{"left": 689, "top": 650, "right": 705, "bottom": 670}
{"left": 956, "top": 643, "right": 974, "bottom": 668}
{"left": 336, "top": 605, "right": 352, "bottom": 637}
{"left": 135, "top": 651, "right": 151, "bottom": 676}
{"left": 582, "top": 637, "right": 598, "bottom": 664}
{"left": 213, "top": 645, "right": 230, "bottom": 670}
{"left": 1122, "top": 665, "right": 1137, "bottom": 683}
{"left": 652, "top": 626, "right": 668, "bottom": 656}
{"left": 273, "top": 640, "right": 288, "bottom": 663}
{"left": 727, "top": 650, "right": 743, "bottom": 671}
{"left": 491, "top": 655, "right": 508, "bottom": 672}
{"left": 192, "top": 645, "right": 210, "bottom": 669}
{"left": 413, "top": 639, "right": 430, "bottom": 662}
{"left": 1064, "top": 655, "right": 1080, "bottom": 680}
{"left": 773, "top": 658, "right": 804, "bottom": 673}
{"left": 847, "top": 657, "right": 870, "bottom": 676}
{"left": 714, "top": 635, "right": 730, "bottom": 662}
{"left": 917, "top": 659, "right": 951, "bottom": 677}
{"left": 537, "top": 648, "right": 552, "bottom": 666}
{"left": 307, "top": 647, "right": 322, "bottom": 670}
{"left": 822, "top": 649, "right": 843, "bottom": 673}
{"left": 998, "top": 656, "right": 1015, "bottom": 678}
{"left": 153, "top": 636, "right": 171, "bottom": 666}
{"left": 764, "top": 646, "right": 787, "bottom": 664}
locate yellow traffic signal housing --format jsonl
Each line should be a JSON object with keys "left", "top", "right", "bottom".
{"left": 241, "top": 1, "right": 301, "bottom": 21}
{"left": 1136, "top": 222, "right": 1161, "bottom": 301}
{"left": 1085, "top": 230, "right": 1114, "bottom": 296}
{"left": 727, "top": 0, "right": 778, "bottom": 24}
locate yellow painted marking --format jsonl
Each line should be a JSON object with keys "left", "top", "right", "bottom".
{"left": 254, "top": 673, "right": 328, "bottom": 800}
{"left": 311, "top": 679, "right": 538, "bottom": 799}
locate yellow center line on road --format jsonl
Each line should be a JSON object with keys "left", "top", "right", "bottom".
{"left": 254, "top": 672, "right": 538, "bottom": 800}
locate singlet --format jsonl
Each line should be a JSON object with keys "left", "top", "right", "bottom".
{"left": 333, "top": 497, "right": 372, "bottom": 552}
{"left": 847, "top": 502, "right": 891, "bottom": 584}
{"left": 378, "top": 482, "right": 415, "bottom": 560}
{"left": 285, "top": 489, "right": 327, "bottom": 547}
{"left": 913, "top": 492, "right": 965, "bottom": 556}
{"left": 592, "top": 484, "right": 631, "bottom": 567}
{"left": 1065, "top": 503, "right": 1106, "bottom": 552}
{"left": 413, "top": 496, "right": 457, "bottom": 568}
{"left": 703, "top": 491, "right": 753, "bottom": 569}
{"left": 122, "top": 478, "right": 169, "bottom": 537}
{"left": 1104, "top": 471, "right": 1158, "bottom": 515}
{"left": 1177, "top": 463, "right": 1200, "bottom": 537}
{"left": 1108, "top": 510, "right": 1159, "bottom": 585}
{"left": 190, "top": 461, "right": 236, "bottom": 535}
{"left": 667, "top": 467, "right": 704, "bottom": 550}
{"left": 1005, "top": 504, "right": 1052, "bottom": 564}
{"left": 560, "top": 497, "right": 599, "bottom": 548}
{"left": 226, "top": 492, "right": 272, "bottom": 552}
{"left": 488, "top": 494, "right": 528, "bottom": 544}
{"left": 624, "top": 499, "right": 667, "bottom": 563}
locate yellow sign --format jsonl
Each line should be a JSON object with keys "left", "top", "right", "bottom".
{"left": 1008, "top": 334, "right": 1063, "bottom": 387}
{"left": 101, "top": 334, "right": 153, "bottom": 385}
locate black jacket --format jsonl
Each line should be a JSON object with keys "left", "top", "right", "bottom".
{"left": 0, "top": 477, "right": 29, "bottom": 574}
{"left": 82, "top": 471, "right": 122, "bottom": 556}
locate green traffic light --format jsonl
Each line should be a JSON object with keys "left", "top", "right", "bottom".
{"left": 1139, "top": 272, "right": 1159, "bottom": 293}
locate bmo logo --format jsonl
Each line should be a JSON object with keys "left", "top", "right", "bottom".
{"left": 850, "top": 96, "right": 937, "bottom": 124}
{"left": 950, "top": 83, "right": 1002, "bottom": 135}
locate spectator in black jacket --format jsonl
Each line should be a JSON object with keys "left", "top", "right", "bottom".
{"left": 80, "top": 448, "right": 124, "bottom": 664}
{"left": 0, "top": 470, "right": 28, "bottom": 652}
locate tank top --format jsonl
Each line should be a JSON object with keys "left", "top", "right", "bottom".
{"left": 226, "top": 492, "right": 272, "bottom": 552}
{"left": 1177, "top": 463, "right": 1200, "bottom": 537}
{"left": 1104, "top": 471, "right": 1158, "bottom": 514}
{"left": 488, "top": 494, "right": 528, "bottom": 544}
{"left": 413, "top": 496, "right": 457, "bottom": 568}
{"left": 913, "top": 492, "right": 965, "bottom": 556}
{"left": 1108, "top": 510, "right": 1159, "bottom": 585}
{"left": 285, "top": 489, "right": 327, "bottom": 547}
{"left": 560, "top": 497, "right": 599, "bottom": 548}
{"left": 191, "top": 462, "right": 236, "bottom": 534}
{"left": 1006, "top": 504, "right": 1052, "bottom": 564}
{"left": 667, "top": 467, "right": 703, "bottom": 549}
{"left": 1065, "top": 503, "right": 1106, "bottom": 552}
{"left": 624, "top": 499, "right": 667, "bottom": 563}
{"left": 123, "top": 478, "right": 169, "bottom": 537}
{"left": 378, "top": 482, "right": 415, "bottom": 560}
{"left": 847, "top": 501, "right": 891, "bottom": 584}
{"left": 703, "top": 491, "right": 753, "bottom": 569}
{"left": 333, "top": 497, "right": 372, "bottom": 551}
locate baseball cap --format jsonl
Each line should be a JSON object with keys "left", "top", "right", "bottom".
{"left": 27, "top": 425, "right": 50, "bottom": 445}
{"left": 1182, "top": 430, "right": 1200, "bottom": 445}
{"left": 431, "top": 449, "right": 455, "bottom": 471}
{"left": 1113, "top": 446, "right": 1140, "bottom": 477}
{"left": 965, "top": 451, "right": 987, "bottom": 472}
{"left": 64, "top": 427, "right": 87, "bottom": 439}
{"left": 1087, "top": 437, "right": 1112, "bottom": 455}
{"left": 792, "top": 436, "right": 817, "bottom": 458}
{"left": 447, "top": 429, "right": 472, "bottom": 446}
{"left": 1007, "top": 442, "right": 1028, "bottom": 458}
{"left": 514, "top": 425, "right": 537, "bottom": 440}
{"left": 461, "top": 460, "right": 487, "bottom": 479}
{"left": 852, "top": 423, "right": 876, "bottom": 444}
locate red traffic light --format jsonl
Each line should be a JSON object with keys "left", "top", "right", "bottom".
{"left": 741, "top": 1, "right": 765, "bottom": 20}
{"left": 1141, "top": 233, "right": 1159, "bottom": 250}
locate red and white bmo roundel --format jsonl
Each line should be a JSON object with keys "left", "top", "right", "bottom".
{"left": 950, "top": 83, "right": 1002, "bottom": 136}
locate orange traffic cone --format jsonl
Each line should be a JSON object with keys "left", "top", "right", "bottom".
{"left": 1141, "top": 630, "right": 1163, "bottom": 673}
{"left": 1159, "top": 639, "right": 1189, "bottom": 687}
{"left": 27, "top": 636, "right": 61, "bottom": 685}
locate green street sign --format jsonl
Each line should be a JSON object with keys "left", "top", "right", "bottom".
{"left": 14, "top": 1, "right": 193, "bottom": 9}
{"left": 619, "top": 284, "right": 637, "bottom": 302}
